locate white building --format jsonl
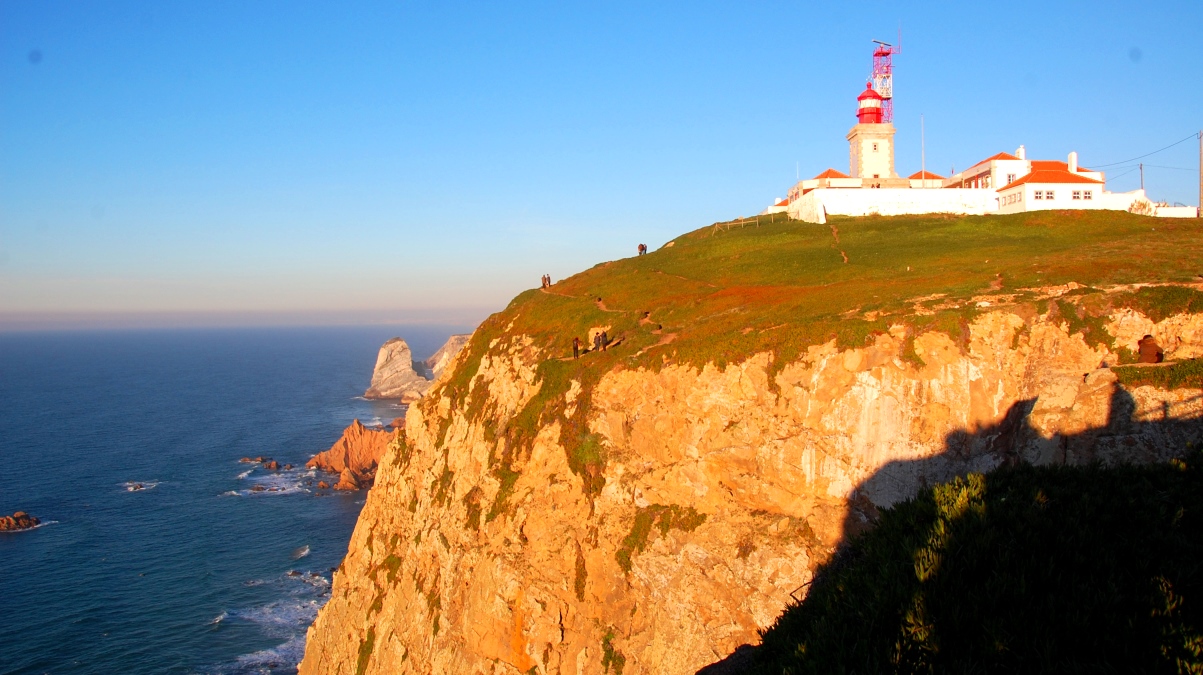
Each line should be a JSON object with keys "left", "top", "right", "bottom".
{"left": 766, "top": 80, "right": 1199, "bottom": 222}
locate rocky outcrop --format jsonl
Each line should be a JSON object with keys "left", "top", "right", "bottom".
{"left": 301, "top": 308, "right": 1203, "bottom": 675}
{"left": 423, "top": 333, "right": 473, "bottom": 379}
{"left": 0, "top": 511, "right": 40, "bottom": 532}
{"left": 364, "top": 338, "right": 430, "bottom": 402}
{"left": 307, "top": 420, "right": 399, "bottom": 490}
{"left": 365, "top": 335, "right": 475, "bottom": 402}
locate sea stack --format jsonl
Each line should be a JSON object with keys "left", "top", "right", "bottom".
{"left": 422, "top": 333, "right": 473, "bottom": 379}
{"left": 364, "top": 338, "right": 429, "bottom": 401}
{"left": 364, "top": 334, "right": 474, "bottom": 403}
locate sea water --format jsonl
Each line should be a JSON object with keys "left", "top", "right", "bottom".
{"left": 0, "top": 325, "right": 469, "bottom": 674}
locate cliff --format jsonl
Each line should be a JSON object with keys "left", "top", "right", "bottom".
{"left": 301, "top": 211, "right": 1203, "bottom": 674}
{"left": 307, "top": 420, "right": 400, "bottom": 490}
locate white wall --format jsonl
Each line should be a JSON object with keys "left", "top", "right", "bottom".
{"left": 1154, "top": 205, "right": 1199, "bottom": 218}
{"left": 787, "top": 188, "right": 998, "bottom": 224}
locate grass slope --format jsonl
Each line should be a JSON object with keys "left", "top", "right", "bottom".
{"left": 747, "top": 451, "right": 1203, "bottom": 674}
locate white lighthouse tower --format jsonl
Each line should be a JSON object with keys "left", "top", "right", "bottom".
{"left": 846, "top": 82, "right": 898, "bottom": 185}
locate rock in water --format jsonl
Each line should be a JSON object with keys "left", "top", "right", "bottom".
{"left": 364, "top": 334, "right": 474, "bottom": 402}
{"left": 423, "top": 333, "right": 473, "bottom": 380}
{"left": 364, "top": 338, "right": 430, "bottom": 400}
{"left": 0, "top": 511, "right": 40, "bottom": 532}
{"left": 333, "top": 468, "right": 361, "bottom": 491}
{"left": 307, "top": 420, "right": 398, "bottom": 490}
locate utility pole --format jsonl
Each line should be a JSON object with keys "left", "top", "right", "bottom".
{"left": 1198, "top": 130, "right": 1202, "bottom": 217}
{"left": 1139, "top": 163, "right": 1144, "bottom": 192}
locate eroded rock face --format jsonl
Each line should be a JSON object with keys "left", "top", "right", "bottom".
{"left": 307, "top": 420, "right": 398, "bottom": 490}
{"left": 364, "top": 338, "right": 430, "bottom": 401}
{"left": 301, "top": 309, "right": 1203, "bottom": 675}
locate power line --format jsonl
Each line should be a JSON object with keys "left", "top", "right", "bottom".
{"left": 1092, "top": 133, "right": 1198, "bottom": 168}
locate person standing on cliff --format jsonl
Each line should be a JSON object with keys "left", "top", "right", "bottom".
{"left": 1138, "top": 334, "right": 1165, "bottom": 363}
{"left": 573, "top": 336, "right": 580, "bottom": 359}
{"left": 593, "top": 332, "right": 601, "bottom": 352}
{"left": 601, "top": 330, "right": 609, "bottom": 352}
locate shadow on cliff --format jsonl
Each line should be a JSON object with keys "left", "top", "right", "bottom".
{"left": 699, "top": 383, "right": 1203, "bottom": 674}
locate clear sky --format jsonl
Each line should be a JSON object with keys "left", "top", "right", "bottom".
{"left": 2, "top": 1, "right": 1200, "bottom": 330}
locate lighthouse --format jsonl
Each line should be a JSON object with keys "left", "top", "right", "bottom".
{"left": 846, "top": 82, "right": 897, "bottom": 184}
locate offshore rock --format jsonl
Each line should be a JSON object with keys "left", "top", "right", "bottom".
{"left": 301, "top": 309, "right": 1203, "bottom": 674}
{"left": 334, "top": 468, "right": 361, "bottom": 491}
{"left": 423, "top": 333, "right": 473, "bottom": 379}
{"left": 307, "top": 420, "right": 398, "bottom": 490}
{"left": 364, "top": 338, "right": 430, "bottom": 401}
{"left": 0, "top": 511, "right": 40, "bottom": 532}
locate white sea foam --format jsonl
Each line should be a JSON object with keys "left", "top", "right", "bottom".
{"left": 122, "top": 480, "right": 160, "bottom": 492}
{"left": 204, "top": 571, "right": 333, "bottom": 673}
{"left": 291, "top": 545, "right": 309, "bottom": 560}
{"left": 236, "top": 469, "right": 252, "bottom": 479}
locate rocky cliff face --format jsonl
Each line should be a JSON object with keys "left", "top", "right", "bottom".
{"left": 307, "top": 420, "right": 400, "bottom": 490}
{"left": 301, "top": 298, "right": 1203, "bottom": 674}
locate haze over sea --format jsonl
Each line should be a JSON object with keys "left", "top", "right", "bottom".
{"left": 0, "top": 325, "right": 467, "bottom": 674}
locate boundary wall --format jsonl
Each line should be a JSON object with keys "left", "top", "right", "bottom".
{"left": 787, "top": 188, "right": 997, "bottom": 224}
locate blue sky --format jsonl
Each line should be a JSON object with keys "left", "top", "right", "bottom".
{"left": 2, "top": 1, "right": 1200, "bottom": 329}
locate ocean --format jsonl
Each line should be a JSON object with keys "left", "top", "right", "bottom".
{"left": 0, "top": 325, "right": 469, "bottom": 674}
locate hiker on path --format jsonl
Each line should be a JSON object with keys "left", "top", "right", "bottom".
{"left": 573, "top": 337, "right": 580, "bottom": 360}
{"left": 637, "top": 243, "right": 646, "bottom": 255}
{"left": 1138, "top": 334, "right": 1165, "bottom": 363}
{"left": 601, "top": 331, "right": 609, "bottom": 352}
{"left": 593, "top": 333, "right": 601, "bottom": 352}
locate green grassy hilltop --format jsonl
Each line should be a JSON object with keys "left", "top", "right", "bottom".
{"left": 470, "top": 210, "right": 1203, "bottom": 374}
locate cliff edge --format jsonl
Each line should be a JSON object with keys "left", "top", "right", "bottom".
{"left": 301, "top": 211, "right": 1203, "bottom": 674}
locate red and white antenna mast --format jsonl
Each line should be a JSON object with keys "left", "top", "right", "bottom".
{"left": 870, "top": 36, "right": 898, "bottom": 123}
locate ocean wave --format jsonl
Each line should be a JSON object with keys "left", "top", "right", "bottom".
{"left": 203, "top": 570, "right": 333, "bottom": 674}
{"left": 290, "top": 545, "right": 309, "bottom": 560}
{"left": 236, "top": 469, "right": 252, "bottom": 480}
{"left": 122, "top": 480, "right": 160, "bottom": 492}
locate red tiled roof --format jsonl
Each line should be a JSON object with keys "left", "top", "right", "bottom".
{"left": 813, "top": 168, "right": 850, "bottom": 179}
{"left": 997, "top": 169, "right": 1104, "bottom": 191}
{"left": 969, "top": 151, "right": 1020, "bottom": 168}
{"left": 908, "top": 170, "right": 944, "bottom": 180}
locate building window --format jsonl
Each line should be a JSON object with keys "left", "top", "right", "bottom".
{"left": 1034, "top": 191, "right": 1043, "bottom": 200}
{"left": 1084, "top": 190, "right": 1093, "bottom": 200}
{"left": 1046, "top": 190, "right": 1055, "bottom": 200}
{"left": 872, "top": 143, "right": 879, "bottom": 152}
{"left": 1007, "top": 173, "right": 1016, "bottom": 184}
{"left": 1072, "top": 190, "right": 1081, "bottom": 200}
